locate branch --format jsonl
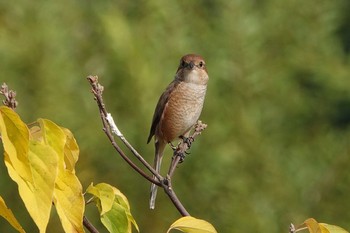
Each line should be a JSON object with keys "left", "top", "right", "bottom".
{"left": 83, "top": 216, "right": 100, "bottom": 233}
{"left": 87, "top": 75, "right": 207, "bottom": 216}
{"left": 167, "top": 121, "right": 207, "bottom": 178}
{"left": 0, "top": 84, "right": 101, "bottom": 232}
{"left": 87, "top": 75, "right": 159, "bottom": 184}
{"left": 0, "top": 83, "right": 18, "bottom": 110}
{"left": 0, "top": 83, "right": 18, "bottom": 142}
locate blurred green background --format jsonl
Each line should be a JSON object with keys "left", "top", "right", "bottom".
{"left": 1, "top": 0, "right": 350, "bottom": 232}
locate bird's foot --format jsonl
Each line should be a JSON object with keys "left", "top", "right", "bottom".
{"left": 170, "top": 142, "right": 177, "bottom": 151}
{"left": 180, "top": 135, "right": 194, "bottom": 148}
{"left": 178, "top": 152, "right": 187, "bottom": 163}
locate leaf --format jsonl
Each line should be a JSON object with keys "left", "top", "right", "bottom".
{"left": 87, "top": 183, "right": 139, "bottom": 233}
{"left": 297, "top": 219, "right": 349, "bottom": 233}
{"left": 111, "top": 186, "right": 139, "bottom": 232}
{"left": 38, "top": 119, "right": 85, "bottom": 233}
{"left": 101, "top": 201, "right": 129, "bottom": 233}
{"left": 0, "top": 109, "right": 84, "bottom": 233}
{"left": 303, "top": 218, "right": 324, "bottom": 233}
{"left": 0, "top": 106, "right": 31, "bottom": 182}
{"left": 167, "top": 216, "right": 218, "bottom": 233}
{"left": 0, "top": 107, "right": 58, "bottom": 233}
{"left": 62, "top": 127, "right": 79, "bottom": 172}
{"left": 0, "top": 196, "right": 26, "bottom": 233}
{"left": 86, "top": 183, "right": 115, "bottom": 215}
{"left": 320, "top": 224, "right": 349, "bottom": 233}
{"left": 53, "top": 170, "right": 85, "bottom": 233}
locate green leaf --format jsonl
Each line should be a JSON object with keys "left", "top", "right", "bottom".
{"left": 112, "top": 187, "right": 139, "bottom": 232}
{"left": 0, "top": 196, "right": 26, "bottom": 233}
{"left": 167, "top": 216, "right": 217, "bottom": 233}
{"left": 101, "top": 201, "right": 129, "bottom": 233}
{"left": 87, "top": 183, "right": 139, "bottom": 233}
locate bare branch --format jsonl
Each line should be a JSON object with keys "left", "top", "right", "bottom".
{"left": 83, "top": 216, "right": 100, "bottom": 233}
{"left": 163, "top": 175, "right": 190, "bottom": 216}
{"left": 86, "top": 75, "right": 208, "bottom": 216}
{"left": 0, "top": 83, "right": 18, "bottom": 110}
{"left": 87, "top": 75, "right": 158, "bottom": 185}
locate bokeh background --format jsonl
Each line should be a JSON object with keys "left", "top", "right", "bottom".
{"left": 1, "top": 1, "right": 350, "bottom": 232}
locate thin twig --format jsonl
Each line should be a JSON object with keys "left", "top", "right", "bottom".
{"left": 83, "top": 216, "right": 99, "bottom": 233}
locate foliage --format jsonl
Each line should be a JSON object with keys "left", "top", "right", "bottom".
{"left": 0, "top": 106, "right": 215, "bottom": 232}
{"left": 0, "top": 106, "right": 84, "bottom": 232}
{"left": 0, "top": 0, "right": 350, "bottom": 232}
{"left": 167, "top": 216, "right": 217, "bottom": 233}
{"left": 0, "top": 196, "right": 25, "bottom": 233}
{"left": 86, "top": 182, "right": 139, "bottom": 233}
{"left": 292, "top": 218, "right": 349, "bottom": 233}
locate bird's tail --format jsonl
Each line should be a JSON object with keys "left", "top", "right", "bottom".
{"left": 150, "top": 141, "right": 165, "bottom": 209}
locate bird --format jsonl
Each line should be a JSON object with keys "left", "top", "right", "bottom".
{"left": 147, "top": 54, "right": 209, "bottom": 209}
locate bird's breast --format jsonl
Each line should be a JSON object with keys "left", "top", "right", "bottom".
{"left": 159, "top": 82, "right": 207, "bottom": 142}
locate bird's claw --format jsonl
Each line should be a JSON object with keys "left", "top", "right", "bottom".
{"left": 180, "top": 135, "right": 194, "bottom": 148}
{"left": 170, "top": 142, "right": 177, "bottom": 151}
{"left": 178, "top": 152, "right": 186, "bottom": 163}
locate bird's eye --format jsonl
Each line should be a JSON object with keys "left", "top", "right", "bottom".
{"left": 198, "top": 61, "right": 205, "bottom": 68}
{"left": 181, "top": 60, "right": 187, "bottom": 67}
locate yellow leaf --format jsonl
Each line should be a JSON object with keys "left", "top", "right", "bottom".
{"left": 1, "top": 107, "right": 58, "bottom": 233}
{"left": 299, "top": 219, "right": 349, "bottom": 233}
{"left": 29, "top": 124, "right": 42, "bottom": 141}
{"left": 38, "top": 119, "right": 66, "bottom": 162}
{"left": 0, "top": 109, "right": 84, "bottom": 233}
{"left": 167, "top": 216, "right": 217, "bottom": 233}
{"left": 53, "top": 170, "right": 85, "bottom": 233}
{"left": 320, "top": 224, "right": 349, "bottom": 233}
{"left": 38, "top": 119, "right": 85, "bottom": 233}
{"left": 27, "top": 141, "right": 58, "bottom": 227}
{"left": 62, "top": 127, "right": 79, "bottom": 172}
{"left": 0, "top": 196, "right": 26, "bottom": 233}
{"left": 0, "top": 106, "right": 32, "bottom": 182}
{"left": 303, "top": 218, "right": 323, "bottom": 233}
{"left": 87, "top": 183, "right": 115, "bottom": 215}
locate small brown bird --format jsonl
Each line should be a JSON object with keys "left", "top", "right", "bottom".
{"left": 147, "top": 54, "right": 209, "bottom": 209}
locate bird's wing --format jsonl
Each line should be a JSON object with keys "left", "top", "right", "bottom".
{"left": 147, "top": 80, "right": 179, "bottom": 143}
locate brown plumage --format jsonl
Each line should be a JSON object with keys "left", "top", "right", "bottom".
{"left": 147, "top": 54, "right": 209, "bottom": 209}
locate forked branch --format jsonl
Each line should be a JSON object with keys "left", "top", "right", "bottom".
{"left": 87, "top": 75, "right": 207, "bottom": 217}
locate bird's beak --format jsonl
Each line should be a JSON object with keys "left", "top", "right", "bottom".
{"left": 188, "top": 61, "right": 195, "bottom": 69}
